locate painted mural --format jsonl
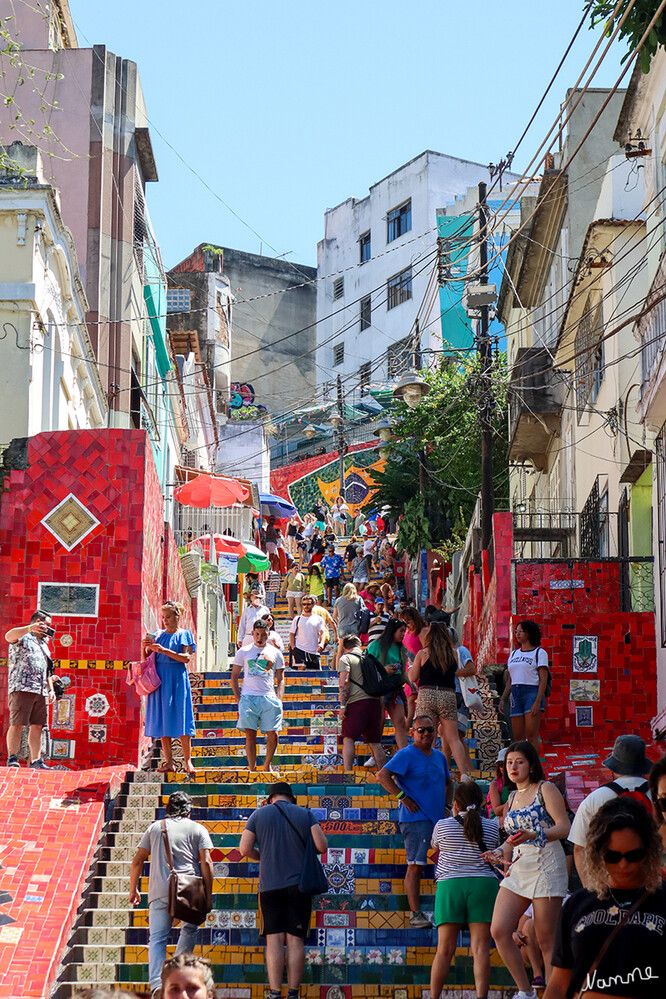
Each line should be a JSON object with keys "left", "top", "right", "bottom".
{"left": 229, "top": 382, "right": 267, "bottom": 414}
{"left": 281, "top": 447, "right": 385, "bottom": 519}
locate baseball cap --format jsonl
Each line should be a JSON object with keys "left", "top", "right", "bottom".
{"left": 267, "top": 781, "right": 296, "bottom": 802}
{"left": 496, "top": 748, "right": 507, "bottom": 763}
{"left": 375, "top": 597, "right": 385, "bottom": 604}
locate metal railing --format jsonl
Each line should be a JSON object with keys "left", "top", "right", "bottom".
{"left": 512, "top": 510, "right": 619, "bottom": 559}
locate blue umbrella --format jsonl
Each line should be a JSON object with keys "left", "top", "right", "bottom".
{"left": 259, "top": 492, "right": 297, "bottom": 518}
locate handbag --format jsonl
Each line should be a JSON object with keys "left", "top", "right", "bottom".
{"left": 126, "top": 652, "right": 161, "bottom": 697}
{"left": 161, "top": 819, "right": 211, "bottom": 925}
{"left": 459, "top": 674, "right": 483, "bottom": 711}
{"left": 572, "top": 888, "right": 649, "bottom": 999}
{"left": 273, "top": 803, "right": 329, "bottom": 895}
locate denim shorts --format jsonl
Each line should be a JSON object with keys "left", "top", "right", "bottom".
{"left": 510, "top": 683, "right": 545, "bottom": 717}
{"left": 239, "top": 693, "right": 283, "bottom": 732}
{"left": 399, "top": 819, "right": 433, "bottom": 866}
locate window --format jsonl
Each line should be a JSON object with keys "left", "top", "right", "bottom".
{"left": 574, "top": 295, "right": 604, "bottom": 419}
{"left": 387, "top": 199, "right": 412, "bottom": 242}
{"left": 333, "top": 276, "right": 344, "bottom": 300}
{"left": 360, "top": 295, "right": 371, "bottom": 330}
{"left": 359, "top": 230, "right": 371, "bottom": 264}
{"left": 359, "top": 362, "right": 371, "bottom": 394}
{"left": 37, "top": 582, "right": 99, "bottom": 617}
{"left": 133, "top": 175, "right": 146, "bottom": 271}
{"left": 387, "top": 266, "right": 412, "bottom": 310}
{"left": 167, "top": 288, "right": 191, "bottom": 313}
{"left": 333, "top": 342, "right": 345, "bottom": 366}
{"left": 387, "top": 336, "right": 413, "bottom": 378}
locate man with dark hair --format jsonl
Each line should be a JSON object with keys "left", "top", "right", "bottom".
{"left": 232, "top": 619, "right": 285, "bottom": 772}
{"left": 240, "top": 781, "right": 328, "bottom": 999}
{"left": 4, "top": 609, "right": 55, "bottom": 768}
{"left": 320, "top": 544, "right": 344, "bottom": 606}
{"left": 129, "top": 791, "right": 213, "bottom": 999}
{"left": 337, "top": 635, "right": 386, "bottom": 771}
{"left": 377, "top": 717, "right": 453, "bottom": 928}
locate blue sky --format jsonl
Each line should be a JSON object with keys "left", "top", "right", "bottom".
{"left": 71, "top": 1, "right": 625, "bottom": 271}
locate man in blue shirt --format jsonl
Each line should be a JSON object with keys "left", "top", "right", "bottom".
{"left": 377, "top": 716, "right": 453, "bottom": 928}
{"left": 320, "top": 545, "right": 345, "bottom": 606}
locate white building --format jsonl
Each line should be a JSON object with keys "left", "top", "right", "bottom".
{"left": 0, "top": 144, "right": 108, "bottom": 441}
{"left": 315, "top": 150, "right": 495, "bottom": 398}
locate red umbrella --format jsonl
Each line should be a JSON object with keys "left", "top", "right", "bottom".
{"left": 187, "top": 534, "right": 248, "bottom": 557}
{"left": 174, "top": 474, "right": 249, "bottom": 508}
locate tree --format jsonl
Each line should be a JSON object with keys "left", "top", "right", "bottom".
{"left": 588, "top": 1, "right": 666, "bottom": 72}
{"left": 371, "top": 356, "right": 508, "bottom": 547}
{"left": 397, "top": 496, "right": 432, "bottom": 559}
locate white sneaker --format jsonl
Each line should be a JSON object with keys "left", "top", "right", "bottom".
{"left": 363, "top": 757, "right": 376, "bottom": 768}
{"left": 511, "top": 991, "right": 537, "bottom": 999}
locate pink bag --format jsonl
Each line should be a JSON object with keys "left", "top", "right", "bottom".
{"left": 126, "top": 652, "right": 161, "bottom": 697}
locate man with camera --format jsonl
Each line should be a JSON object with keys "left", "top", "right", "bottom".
{"left": 4, "top": 609, "right": 56, "bottom": 769}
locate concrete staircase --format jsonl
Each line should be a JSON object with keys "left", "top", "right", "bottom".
{"left": 51, "top": 586, "right": 511, "bottom": 997}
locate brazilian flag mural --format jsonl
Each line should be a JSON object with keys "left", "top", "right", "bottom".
{"left": 287, "top": 447, "right": 385, "bottom": 519}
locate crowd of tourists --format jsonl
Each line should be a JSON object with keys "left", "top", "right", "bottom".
{"left": 6, "top": 498, "right": 666, "bottom": 999}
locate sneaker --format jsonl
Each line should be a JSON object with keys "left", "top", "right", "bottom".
{"left": 532, "top": 976, "right": 545, "bottom": 986}
{"left": 29, "top": 758, "right": 49, "bottom": 770}
{"left": 511, "top": 991, "right": 537, "bottom": 999}
{"left": 6, "top": 755, "right": 19, "bottom": 768}
{"left": 408, "top": 909, "right": 433, "bottom": 929}
{"left": 363, "top": 757, "right": 376, "bottom": 768}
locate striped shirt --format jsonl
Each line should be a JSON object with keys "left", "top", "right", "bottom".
{"left": 432, "top": 815, "right": 500, "bottom": 880}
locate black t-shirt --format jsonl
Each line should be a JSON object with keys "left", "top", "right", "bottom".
{"left": 345, "top": 544, "right": 358, "bottom": 560}
{"left": 551, "top": 884, "right": 666, "bottom": 997}
{"left": 309, "top": 537, "right": 325, "bottom": 554}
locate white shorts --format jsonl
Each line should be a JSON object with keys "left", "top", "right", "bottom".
{"left": 286, "top": 590, "right": 302, "bottom": 599}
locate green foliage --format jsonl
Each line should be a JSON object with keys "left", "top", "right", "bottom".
{"left": 588, "top": 1, "right": 666, "bottom": 71}
{"left": 434, "top": 508, "right": 469, "bottom": 561}
{"left": 371, "top": 356, "right": 509, "bottom": 552}
{"left": 397, "top": 496, "right": 432, "bottom": 558}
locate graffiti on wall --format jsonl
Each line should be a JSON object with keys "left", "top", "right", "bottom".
{"left": 230, "top": 382, "right": 267, "bottom": 414}
{"left": 287, "top": 449, "right": 385, "bottom": 519}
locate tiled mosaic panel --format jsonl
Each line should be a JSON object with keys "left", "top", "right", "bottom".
{"left": 0, "top": 766, "right": 129, "bottom": 998}
{"left": 0, "top": 429, "right": 195, "bottom": 768}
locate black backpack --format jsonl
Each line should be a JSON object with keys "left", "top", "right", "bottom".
{"left": 535, "top": 646, "right": 553, "bottom": 698}
{"left": 349, "top": 651, "right": 404, "bottom": 698}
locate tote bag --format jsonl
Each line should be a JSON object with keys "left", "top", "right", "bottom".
{"left": 126, "top": 651, "right": 161, "bottom": 697}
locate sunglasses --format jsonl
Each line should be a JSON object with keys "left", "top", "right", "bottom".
{"left": 603, "top": 847, "right": 647, "bottom": 864}
{"left": 414, "top": 726, "right": 435, "bottom": 734}
{"left": 656, "top": 797, "right": 666, "bottom": 812}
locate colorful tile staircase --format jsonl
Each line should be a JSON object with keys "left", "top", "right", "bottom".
{"left": 47, "top": 579, "right": 519, "bottom": 998}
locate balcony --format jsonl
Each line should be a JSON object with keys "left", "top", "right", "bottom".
{"left": 508, "top": 348, "right": 565, "bottom": 469}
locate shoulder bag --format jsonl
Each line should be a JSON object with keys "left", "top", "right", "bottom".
{"left": 127, "top": 651, "right": 161, "bottom": 697}
{"left": 273, "top": 803, "right": 329, "bottom": 895}
{"left": 161, "top": 818, "right": 211, "bottom": 925}
{"left": 572, "top": 889, "right": 650, "bottom": 999}
{"left": 457, "top": 651, "right": 483, "bottom": 711}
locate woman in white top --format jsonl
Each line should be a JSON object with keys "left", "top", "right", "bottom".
{"left": 499, "top": 619, "right": 549, "bottom": 750}
{"left": 430, "top": 781, "right": 500, "bottom": 999}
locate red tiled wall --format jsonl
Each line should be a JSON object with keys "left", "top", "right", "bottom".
{"left": 515, "top": 561, "right": 657, "bottom": 744}
{"left": 0, "top": 766, "right": 128, "bottom": 998}
{"left": 0, "top": 429, "right": 194, "bottom": 769}
{"left": 163, "top": 524, "right": 195, "bottom": 632}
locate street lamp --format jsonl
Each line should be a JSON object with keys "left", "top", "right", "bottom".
{"left": 303, "top": 425, "right": 316, "bottom": 440}
{"left": 374, "top": 418, "right": 392, "bottom": 443}
{"left": 329, "top": 413, "right": 342, "bottom": 430}
{"left": 392, "top": 370, "right": 430, "bottom": 409}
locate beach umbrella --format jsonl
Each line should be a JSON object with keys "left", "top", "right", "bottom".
{"left": 237, "top": 543, "right": 271, "bottom": 573}
{"left": 259, "top": 492, "right": 297, "bottom": 518}
{"left": 175, "top": 474, "right": 249, "bottom": 508}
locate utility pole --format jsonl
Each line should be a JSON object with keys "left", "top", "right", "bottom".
{"left": 336, "top": 373, "right": 346, "bottom": 499}
{"left": 478, "top": 181, "right": 494, "bottom": 551}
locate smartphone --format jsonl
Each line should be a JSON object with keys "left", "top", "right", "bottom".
{"left": 44, "top": 626, "right": 56, "bottom": 638}
{"left": 508, "top": 832, "right": 522, "bottom": 842}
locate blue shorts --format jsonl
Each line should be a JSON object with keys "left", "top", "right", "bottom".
{"left": 399, "top": 820, "right": 433, "bottom": 866}
{"left": 510, "top": 683, "right": 545, "bottom": 716}
{"left": 239, "top": 693, "right": 283, "bottom": 732}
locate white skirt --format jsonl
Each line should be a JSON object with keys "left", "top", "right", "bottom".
{"left": 500, "top": 840, "right": 568, "bottom": 900}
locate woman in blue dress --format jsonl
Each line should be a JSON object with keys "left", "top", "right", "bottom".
{"left": 143, "top": 601, "right": 196, "bottom": 773}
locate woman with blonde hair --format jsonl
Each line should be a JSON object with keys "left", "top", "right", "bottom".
{"left": 143, "top": 601, "right": 196, "bottom": 774}
{"left": 408, "top": 621, "right": 472, "bottom": 779}
{"left": 333, "top": 582, "right": 364, "bottom": 668}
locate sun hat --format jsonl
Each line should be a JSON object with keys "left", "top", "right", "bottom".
{"left": 602, "top": 734, "right": 652, "bottom": 776}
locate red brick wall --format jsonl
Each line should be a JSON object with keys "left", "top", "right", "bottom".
{"left": 0, "top": 429, "right": 193, "bottom": 769}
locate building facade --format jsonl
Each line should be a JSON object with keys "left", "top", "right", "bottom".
{"left": 315, "top": 151, "right": 492, "bottom": 398}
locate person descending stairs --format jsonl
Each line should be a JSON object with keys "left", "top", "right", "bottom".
{"left": 50, "top": 537, "right": 511, "bottom": 997}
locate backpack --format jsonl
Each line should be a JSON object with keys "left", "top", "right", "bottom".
{"left": 348, "top": 651, "right": 404, "bottom": 698}
{"left": 603, "top": 780, "right": 652, "bottom": 814}
{"left": 535, "top": 646, "right": 553, "bottom": 698}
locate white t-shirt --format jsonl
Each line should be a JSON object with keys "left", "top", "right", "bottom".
{"left": 233, "top": 641, "right": 284, "bottom": 696}
{"left": 507, "top": 646, "right": 549, "bottom": 686}
{"left": 290, "top": 613, "right": 324, "bottom": 653}
{"left": 363, "top": 538, "right": 375, "bottom": 556}
{"left": 238, "top": 602, "right": 270, "bottom": 642}
{"left": 568, "top": 776, "right": 651, "bottom": 846}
